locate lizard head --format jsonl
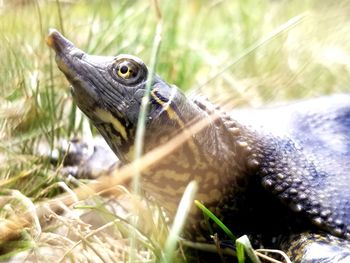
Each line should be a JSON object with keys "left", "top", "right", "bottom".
{"left": 47, "top": 29, "right": 203, "bottom": 163}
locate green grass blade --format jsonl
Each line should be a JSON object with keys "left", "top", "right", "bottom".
{"left": 194, "top": 200, "right": 236, "bottom": 241}
{"left": 129, "top": 3, "right": 163, "bottom": 262}
{"left": 236, "top": 239, "right": 245, "bottom": 263}
{"left": 132, "top": 14, "right": 162, "bottom": 195}
{"left": 236, "top": 235, "right": 261, "bottom": 263}
{"left": 161, "top": 181, "right": 198, "bottom": 263}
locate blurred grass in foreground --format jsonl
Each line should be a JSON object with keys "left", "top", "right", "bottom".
{"left": 1, "top": 0, "right": 350, "bottom": 262}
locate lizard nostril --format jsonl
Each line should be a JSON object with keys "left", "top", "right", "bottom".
{"left": 70, "top": 50, "right": 84, "bottom": 59}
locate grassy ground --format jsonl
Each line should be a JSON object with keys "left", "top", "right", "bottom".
{"left": 1, "top": 0, "right": 350, "bottom": 262}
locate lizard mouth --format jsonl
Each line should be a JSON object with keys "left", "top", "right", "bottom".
{"left": 46, "top": 28, "right": 86, "bottom": 81}
{"left": 46, "top": 28, "right": 75, "bottom": 54}
{"left": 46, "top": 29, "right": 104, "bottom": 118}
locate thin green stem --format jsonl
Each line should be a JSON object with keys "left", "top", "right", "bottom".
{"left": 55, "top": 0, "right": 65, "bottom": 35}
{"left": 161, "top": 181, "right": 198, "bottom": 263}
{"left": 129, "top": 3, "right": 163, "bottom": 262}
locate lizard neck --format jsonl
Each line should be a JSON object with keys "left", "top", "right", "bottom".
{"left": 140, "top": 96, "right": 257, "bottom": 219}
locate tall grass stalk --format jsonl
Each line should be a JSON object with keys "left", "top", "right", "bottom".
{"left": 130, "top": 2, "right": 163, "bottom": 262}
{"left": 161, "top": 181, "right": 198, "bottom": 263}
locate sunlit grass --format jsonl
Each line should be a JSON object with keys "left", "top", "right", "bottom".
{"left": 1, "top": 0, "right": 350, "bottom": 262}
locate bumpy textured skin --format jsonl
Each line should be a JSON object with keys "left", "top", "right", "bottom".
{"left": 225, "top": 95, "right": 350, "bottom": 262}
{"left": 47, "top": 29, "right": 350, "bottom": 262}
{"left": 229, "top": 95, "right": 350, "bottom": 239}
{"left": 286, "top": 233, "right": 350, "bottom": 262}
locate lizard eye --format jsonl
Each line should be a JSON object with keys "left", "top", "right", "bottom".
{"left": 112, "top": 56, "right": 147, "bottom": 85}
{"left": 115, "top": 60, "right": 138, "bottom": 80}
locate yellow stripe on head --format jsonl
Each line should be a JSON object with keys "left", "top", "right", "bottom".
{"left": 94, "top": 108, "right": 128, "bottom": 140}
{"left": 150, "top": 86, "right": 203, "bottom": 165}
{"left": 151, "top": 86, "right": 183, "bottom": 125}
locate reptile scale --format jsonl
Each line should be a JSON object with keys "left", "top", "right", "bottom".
{"left": 47, "top": 29, "right": 350, "bottom": 262}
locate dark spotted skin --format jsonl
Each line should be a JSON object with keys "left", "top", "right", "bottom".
{"left": 229, "top": 95, "right": 350, "bottom": 239}
{"left": 47, "top": 29, "right": 350, "bottom": 262}
{"left": 286, "top": 233, "right": 350, "bottom": 262}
